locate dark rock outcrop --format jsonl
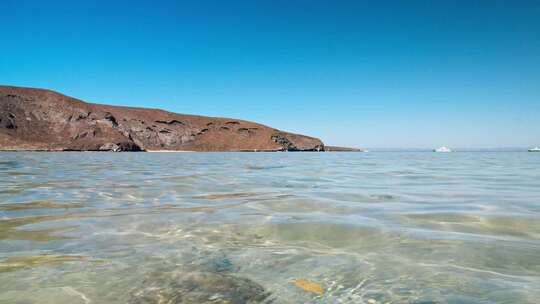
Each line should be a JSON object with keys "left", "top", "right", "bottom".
{"left": 0, "top": 86, "right": 325, "bottom": 152}
{"left": 129, "top": 271, "right": 270, "bottom": 304}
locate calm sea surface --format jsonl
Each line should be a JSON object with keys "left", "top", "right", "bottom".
{"left": 0, "top": 152, "right": 539, "bottom": 303}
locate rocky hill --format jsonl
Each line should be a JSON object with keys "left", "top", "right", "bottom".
{"left": 0, "top": 86, "right": 325, "bottom": 152}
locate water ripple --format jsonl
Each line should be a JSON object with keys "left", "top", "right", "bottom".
{"left": 0, "top": 151, "right": 538, "bottom": 303}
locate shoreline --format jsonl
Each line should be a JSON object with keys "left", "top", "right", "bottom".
{"left": 0, "top": 149, "right": 365, "bottom": 153}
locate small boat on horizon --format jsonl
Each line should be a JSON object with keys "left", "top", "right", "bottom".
{"left": 434, "top": 146, "right": 452, "bottom": 153}
{"left": 528, "top": 147, "right": 540, "bottom": 152}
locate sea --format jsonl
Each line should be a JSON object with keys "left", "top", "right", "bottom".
{"left": 0, "top": 151, "right": 539, "bottom": 303}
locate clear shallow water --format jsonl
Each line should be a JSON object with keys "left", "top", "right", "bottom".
{"left": 0, "top": 152, "right": 539, "bottom": 304}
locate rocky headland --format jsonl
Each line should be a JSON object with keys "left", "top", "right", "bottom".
{"left": 0, "top": 85, "right": 328, "bottom": 152}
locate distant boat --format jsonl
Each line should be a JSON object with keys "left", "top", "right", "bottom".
{"left": 434, "top": 146, "right": 452, "bottom": 153}
{"left": 528, "top": 147, "right": 540, "bottom": 152}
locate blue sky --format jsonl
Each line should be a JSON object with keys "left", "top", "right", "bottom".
{"left": 1, "top": 0, "right": 539, "bottom": 148}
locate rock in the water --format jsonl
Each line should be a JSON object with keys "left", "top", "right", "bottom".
{"left": 0, "top": 85, "right": 325, "bottom": 152}
{"left": 129, "top": 271, "right": 270, "bottom": 304}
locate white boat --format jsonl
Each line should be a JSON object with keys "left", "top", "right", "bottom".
{"left": 434, "top": 146, "right": 452, "bottom": 153}
{"left": 528, "top": 147, "right": 540, "bottom": 152}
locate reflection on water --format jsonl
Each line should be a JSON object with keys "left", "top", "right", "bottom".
{"left": 0, "top": 152, "right": 539, "bottom": 303}
{"left": 0, "top": 254, "right": 87, "bottom": 273}
{"left": 0, "top": 200, "right": 84, "bottom": 211}
{"left": 0, "top": 214, "right": 79, "bottom": 242}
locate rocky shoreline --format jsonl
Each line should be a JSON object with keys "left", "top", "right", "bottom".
{"left": 0, "top": 86, "right": 336, "bottom": 152}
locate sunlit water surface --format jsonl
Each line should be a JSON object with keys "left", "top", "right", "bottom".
{"left": 0, "top": 152, "right": 539, "bottom": 303}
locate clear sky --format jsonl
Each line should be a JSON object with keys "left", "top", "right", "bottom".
{"left": 1, "top": 0, "right": 539, "bottom": 148}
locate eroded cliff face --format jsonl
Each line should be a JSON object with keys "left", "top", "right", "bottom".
{"left": 0, "top": 86, "right": 325, "bottom": 152}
